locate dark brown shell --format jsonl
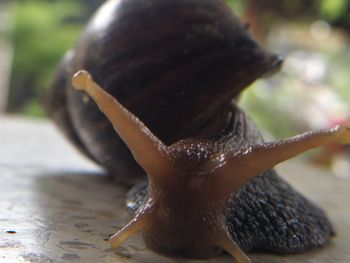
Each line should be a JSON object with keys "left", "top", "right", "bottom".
{"left": 47, "top": 0, "right": 280, "bottom": 184}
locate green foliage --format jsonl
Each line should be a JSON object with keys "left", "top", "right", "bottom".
{"left": 328, "top": 52, "right": 350, "bottom": 101}
{"left": 9, "top": 1, "right": 84, "bottom": 116}
{"left": 225, "top": 0, "right": 244, "bottom": 14}
{"left": 319, "top": 0, "right": 349, "bottom": 21}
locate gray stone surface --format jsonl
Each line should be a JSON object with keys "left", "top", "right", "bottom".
{"left": 0, "top": 116, "right": 349, "bottom": 263}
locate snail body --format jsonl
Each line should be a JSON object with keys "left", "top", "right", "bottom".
{"left": 47, "top": 0, "right": 347, "bottom": 262}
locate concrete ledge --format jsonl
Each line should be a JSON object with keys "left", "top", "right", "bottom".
{"left": 1, "top": 116, "right": 349, "bottom": 262}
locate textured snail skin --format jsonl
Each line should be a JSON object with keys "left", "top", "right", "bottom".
{"left": 127, "top": 106, "right": 334, "bottom": 256}
{"left": 48, "top": 0, "right": 337, "bottom": 261}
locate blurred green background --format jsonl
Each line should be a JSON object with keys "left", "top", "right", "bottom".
{"left": 1, "top": 0, "right": 350, "bottom": 175}
{"left": 1, "top": 0, "right": 101, "bottom": 116}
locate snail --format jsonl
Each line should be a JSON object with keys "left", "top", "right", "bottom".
{"left": 47, "top": 0, "right": 350, "bottom": 262}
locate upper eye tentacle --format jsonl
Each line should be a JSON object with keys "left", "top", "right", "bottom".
{"left": 72, "top": 70, "right": 172, "bottom": 181}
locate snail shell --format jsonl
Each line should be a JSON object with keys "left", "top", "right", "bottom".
{"left": 48, "top": 0, "right": 279, "bottom": 184}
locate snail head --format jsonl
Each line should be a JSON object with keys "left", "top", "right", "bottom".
{"left": 71, "top": 70, "right": 350, "bottom": 262}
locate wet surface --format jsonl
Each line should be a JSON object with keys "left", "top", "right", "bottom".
{"left": 0, "top": 116, "right": 349, "bottom": 262}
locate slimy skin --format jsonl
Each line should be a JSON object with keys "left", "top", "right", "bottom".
{"left": 72, "top": 70, "right": 350, "bottom": 262}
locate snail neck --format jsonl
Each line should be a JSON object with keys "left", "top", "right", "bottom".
{"left": 188, "top": 104, "right": 235, "bottom": 139}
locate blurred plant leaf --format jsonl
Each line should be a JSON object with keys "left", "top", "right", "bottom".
{"left": 9, "top": 1, "right": 84, "bottom": 116}
{"left": 225, "top": 0, "right": 244, "bottom": 14}
{"left": 320, "top": 0, "right": 349, "bottom": 21}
